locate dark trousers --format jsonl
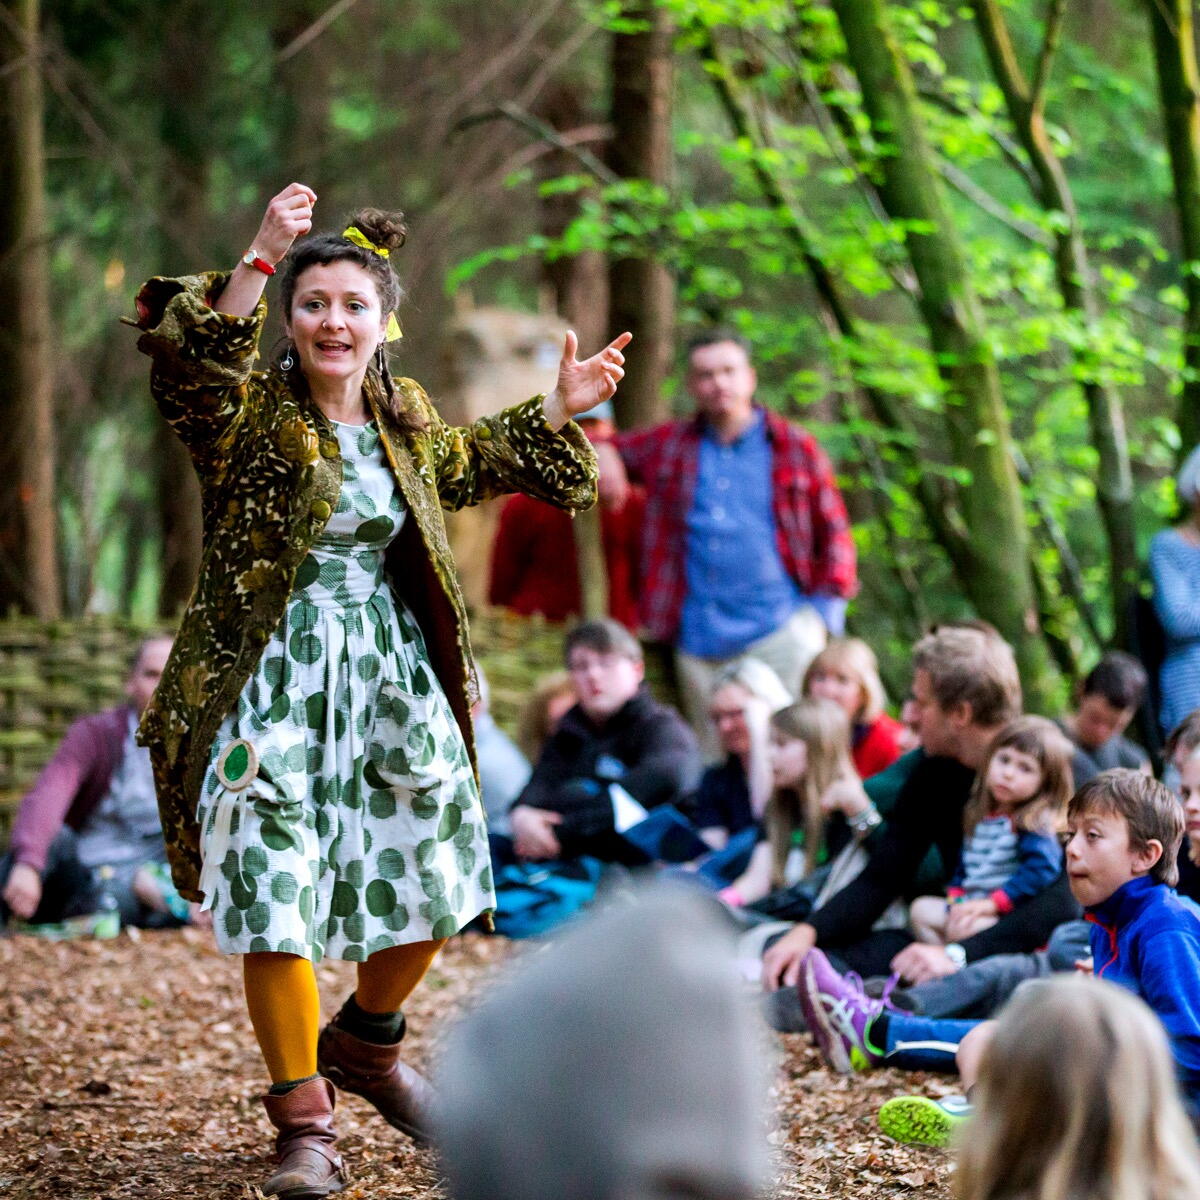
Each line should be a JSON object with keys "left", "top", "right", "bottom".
{"left": 0, "top": 828, "right": 99, "bottom": 925}
{"left": 822, "top": 873, "right": 1082, "bottom": 978}
{"left": 0, "top": 829, "right": 182, "bottom": 929}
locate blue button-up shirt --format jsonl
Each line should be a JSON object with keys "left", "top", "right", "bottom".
{"left": 678, "top": 412, "right": 810, "bottom": 658}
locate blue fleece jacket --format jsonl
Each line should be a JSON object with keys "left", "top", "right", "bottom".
{"left": 1086, "top": 874, "right": 1200, "bottom": 1114}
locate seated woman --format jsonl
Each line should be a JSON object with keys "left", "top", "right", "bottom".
{"left": 803, "top": 639, "right": 905, "bottom": 779}
{"left": 717, "top": 698, "right": 887, "bottom": 914}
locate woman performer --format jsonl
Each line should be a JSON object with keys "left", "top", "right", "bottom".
{"left": 131, "top": 181, "right": 629, "bottom": 1199}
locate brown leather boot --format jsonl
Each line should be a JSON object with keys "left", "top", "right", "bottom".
{"left": 317, "top": 1017, "right": 435, "bottom": 1145}
{"left": 260, "top": 1076, "right": 346, "bottom": 1199}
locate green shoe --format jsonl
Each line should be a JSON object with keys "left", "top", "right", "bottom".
{"left": 878, "top": 1094, "right": 972, "bottom": 1147}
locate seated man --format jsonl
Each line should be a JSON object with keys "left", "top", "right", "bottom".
{"left": 761, "top": 626, "right": 1079, "bottom": 989}
{"left": 0, "top": 636, "right": 187, "bottom": 930}
{"left": 506, "top": 620, "right": 701, "bottom": 866}
{"left": 1061, "top": 651, "right": 1150, "bottom": 786}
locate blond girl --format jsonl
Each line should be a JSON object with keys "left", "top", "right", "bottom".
{"left": 911, "top": 716, "right": 1073, "bottom": 945}
{"left": 718, "top": 698, "right": 882, "bottom": 909}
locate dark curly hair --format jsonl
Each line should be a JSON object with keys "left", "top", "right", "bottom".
{"left": 276, "top": 207, "right": 425, "bottom": 434}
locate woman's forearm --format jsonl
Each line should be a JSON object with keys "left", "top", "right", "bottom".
{"left": 213, "top": 261, "right": 272, "bottom": 318}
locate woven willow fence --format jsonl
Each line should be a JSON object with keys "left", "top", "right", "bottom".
{"left": 0, "top": 610, "right": 573, "bottom": 848}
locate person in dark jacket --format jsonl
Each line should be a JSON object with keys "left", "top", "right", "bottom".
{"left": 507, "top": 620, "right": 701, "bottom": 865}
{"left": 1060, "top": 651, "right": 1150, "bottom": 786}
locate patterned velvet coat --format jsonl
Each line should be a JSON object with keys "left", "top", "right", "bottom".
{"left": 132, "top": 272, "right": 598, "bottom": 900}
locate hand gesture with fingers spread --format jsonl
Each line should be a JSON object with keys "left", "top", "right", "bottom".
{"left": 251, "top": 182, "right": 318, "bottom": 266}
{"left": 550, "top": 331, "right": 633, "bottom": 421}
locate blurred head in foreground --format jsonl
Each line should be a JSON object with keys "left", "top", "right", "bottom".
{"left": 436, "top": 886, "right": 769, "bottom": 1200}
{"left": 956, "top": 975, "right": 1200, "bottom": 1200}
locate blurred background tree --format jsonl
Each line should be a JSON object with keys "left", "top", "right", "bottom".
{"left": 0, "top": 0, "right": 1193, "bottom": 706}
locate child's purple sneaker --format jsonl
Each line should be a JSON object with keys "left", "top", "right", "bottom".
{"left": 797, "top": 949, "right": 887, "bottom": 1074}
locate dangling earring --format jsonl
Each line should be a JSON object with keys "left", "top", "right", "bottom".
{"left": 375, "top": 343, "right": 386, "bottom": 373}
{"left": 280, "top": 344, "right": 295, "bottom": 372}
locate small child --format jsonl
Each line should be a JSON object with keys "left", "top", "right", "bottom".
{"left": 718, "top": 699, "right": 878, "bottom": 910}
{"left": 794, "top": 768, "right": 1200, "bottom": 1143}
{"left": 909, "top": 717, "right": 1073, "bottom": 946}
{"left": 954, "top": 976, "right": 1200, "bottom": 1200}
{"left": 803, "top": 639, "right": 906, "bottom": 779}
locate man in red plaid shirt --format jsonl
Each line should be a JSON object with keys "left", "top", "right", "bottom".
{"left": 610, "top": 331, "right": 857, "bottom": 753}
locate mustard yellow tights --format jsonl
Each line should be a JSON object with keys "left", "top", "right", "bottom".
{"left": 243, "top": 939, "right": 447, "bottom": 1084}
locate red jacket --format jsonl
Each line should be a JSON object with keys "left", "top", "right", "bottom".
{"left": 853, "top": 714, "right": 905, "bottom": 781}
{"left": 9, "top": 705, "right": 132, "bottom": 873}
{"left": 616, "top": 410, "right": 857, "bottom": 643}
{"left": 488, "top": 487, "right": 644, "bottom": 629}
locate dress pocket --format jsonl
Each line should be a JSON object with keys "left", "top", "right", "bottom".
{"left": 198, "top": 688, "right": 310, "bottom": 908}
{"left": 364, "top": 679, "right": 464, "bottom": 795}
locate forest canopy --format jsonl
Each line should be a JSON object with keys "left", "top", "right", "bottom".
{"left": 1, "top": 0, "right": 1195, "bottom": 705}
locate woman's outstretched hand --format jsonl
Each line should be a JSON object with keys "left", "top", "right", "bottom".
{"left": 551, "top": 330, "right": 633, "bottom": 420}
{"left": 251, "top": 182, "right": 318, "bottom": 265}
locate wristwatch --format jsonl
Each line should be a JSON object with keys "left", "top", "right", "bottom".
{"left": 944, "top": 942, "right": 967, "bottom": 969}
{"left": 848, "top": 804, "right": 882, "bottom": 835}
{"left": 242, "top": 249, "right": 276, "bottom": 276}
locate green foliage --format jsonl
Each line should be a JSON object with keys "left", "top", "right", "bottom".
{"left": 17, "top": 0, "right": 1192, "bottom": 696}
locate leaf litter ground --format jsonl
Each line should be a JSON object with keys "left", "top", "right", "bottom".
{"left": 0, "top": 929, "right": 954, "bottom": 1199}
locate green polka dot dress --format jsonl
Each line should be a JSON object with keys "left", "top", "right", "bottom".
{"left": 196, "top": 419, "right": 494, "bottom": 962}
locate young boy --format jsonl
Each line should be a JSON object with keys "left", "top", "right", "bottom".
{"left": 794, "top": 769, "right": 1200, "bottom": 1144}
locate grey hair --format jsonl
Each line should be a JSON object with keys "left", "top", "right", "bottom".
{"left": 711, "top": 657, "right": 792, "bottom": 713}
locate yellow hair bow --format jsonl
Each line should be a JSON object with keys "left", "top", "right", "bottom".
{"left": 342, "top": 225, "right": 389, "bottom": 258}
{"left": 386, "top": 312, "right": 403, "bottom": 341}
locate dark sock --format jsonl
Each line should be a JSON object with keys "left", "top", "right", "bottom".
{"left": 268, "top": 1073, "right": 320, "bottom": 1096}
{"left": 866, "top": 1011, "right": 890, "bottom": 1054}
{"left": 336, "top": 994, "right": 407, "bottom": 1045}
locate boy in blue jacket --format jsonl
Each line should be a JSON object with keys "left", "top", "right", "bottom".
{"left": 794, "top": 768, "right": 1200, "bottom": 1144}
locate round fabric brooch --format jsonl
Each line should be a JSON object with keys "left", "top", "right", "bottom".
{"left": 215, "top": 738, "right": 259, "bottom": 792}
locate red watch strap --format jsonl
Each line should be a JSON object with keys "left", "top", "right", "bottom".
{"left": 244, "top": 252, "right": 275, "bottom": 277}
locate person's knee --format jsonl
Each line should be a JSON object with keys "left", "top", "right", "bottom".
{"left": 955, "top": 1020, "right": 996, "bottom": 1089}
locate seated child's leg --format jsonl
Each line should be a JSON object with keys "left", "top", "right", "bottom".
{"left": 797, "top": 949, "right": 978, "bottom": 1075}
{"left": 876, "top": 1011, "right": 980, "bottom": 1074}
{"left": 897, "top": 951, "right": 1044, "bottom": 1020}
{"left": 909, "top": 895, "right": 949, "bottom": 944}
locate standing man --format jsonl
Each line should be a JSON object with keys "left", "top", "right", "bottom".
{"left": 611, "top": 331, "right": 857, "bottom": 752}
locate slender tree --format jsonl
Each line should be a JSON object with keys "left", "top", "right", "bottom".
{"left": 0, "top": 0, "right": 61, "bottom": 617}
{"left": 823, "top": 0, "right": 1060, "bottom": 704}
{"left": 971, "top": 0, "right": 1136, "bottom": 646}
{"left": 608, "top": 1, "right": 675, "bottom": 429}
{"left": 1145, "top": 0, "right": 1200, "bottom": 460}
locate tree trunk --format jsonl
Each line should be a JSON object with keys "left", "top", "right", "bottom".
{"left": 152, "top": 3, "right": 216, "bottom": 617}
{"left": 971, "top": 0, "right": 1135, "bottom": 648}
{"left": 1145, "top": 0, "right": 1200, "bottom": 460}
{"left": 0, "top": 0, "right": 61, "bottom": 618}
{"left": 826, "top": 0, "right": 1059, "bottom": 706}
{"left": 608, "top": 2, "right": 675, "bottom": 430}
{"left": 536, "top": 81, "right": 611, "bottom": 354}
